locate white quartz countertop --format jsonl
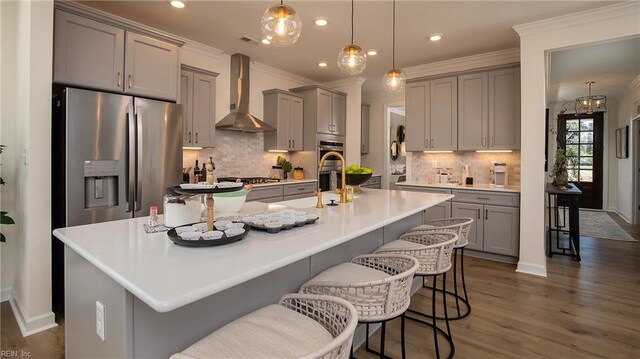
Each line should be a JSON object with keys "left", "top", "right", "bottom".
{"left": 397, "top": 181, "right": 520, "bottom": 193}
{"left": 54, "top": 189, "right": 451, "bottom": 313}
{"left": 251, "top": 179, "right": 317, "bottom": 188}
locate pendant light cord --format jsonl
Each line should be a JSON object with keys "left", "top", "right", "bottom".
{"left": 280, "top": 0, "right": 283, "bottom": 4}
{"left": 351, "top": 0, "right": 354, "bottom": 44}
{"left": 392, "top": 0, "right": 396, "bottom": 68}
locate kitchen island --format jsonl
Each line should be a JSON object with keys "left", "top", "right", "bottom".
{"left": 54, "top": 189, "right": 451, "bottom": 358}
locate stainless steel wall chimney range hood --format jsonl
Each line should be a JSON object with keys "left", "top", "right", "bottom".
{"left": 216, "top": 53, "right": 276, "bottom": 132}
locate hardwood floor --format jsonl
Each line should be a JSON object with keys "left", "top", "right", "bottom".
{"left": 0, "top": 302, "right": 64, "bottom": 359}
{"left": 2, "top": 215, "right": 639, "bottom": 358}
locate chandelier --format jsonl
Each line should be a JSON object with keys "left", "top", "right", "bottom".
{"left": 575, "top": 81, "right": 606, "bottom": 114}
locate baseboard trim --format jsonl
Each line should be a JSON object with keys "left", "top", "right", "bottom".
{"left": 614, "top": 209, "right": 632, "bottom": 224}
{"left": 9, "top": 294, "right": 57, "bottom": 337}
{"left": 516, "top": 261, "right": 547, "bottom": 277}
{"left": 1, "top": 287, "right": 12, "bottom": 302}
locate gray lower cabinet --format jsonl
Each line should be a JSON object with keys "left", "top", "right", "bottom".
{"left": 452, "top": 197, "right": 519, "bottom": 257}
{"left": 180, "top": 67, "right": 217, "bottom": 148}
{"left": 54, "top": 9, "right": 180, "bottom": 101}
{"left": 451, "top": 202, "right": 484, "bottom": 251}
{"left": 483, "top": 205, "right": 519, "bottom": 256}
{"left": 361, "top": 104, "right": 370, "bottom": 154}
{"left": 263, "top": 89, "right": 304, "bottom": 151}
{"left": 425, "top": 201, "right": 452, "bottom": 221}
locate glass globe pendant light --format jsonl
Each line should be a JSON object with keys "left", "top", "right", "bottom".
{"left": 261, "top": 1, "right": 302, "bottom": 47}
{"left": 337, "top": 0, "right": 367, "bottom": 76}
{"left": 383, "top": 0, "right": 405, "bottom": 92}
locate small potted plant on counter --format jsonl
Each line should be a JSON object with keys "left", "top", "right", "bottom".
{"left": 274, "top": 156, "right": 293, "bottom": 179}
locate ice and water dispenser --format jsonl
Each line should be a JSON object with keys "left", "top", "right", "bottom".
{"left": 84, "top": 160, "right": 119, "bottom": 208}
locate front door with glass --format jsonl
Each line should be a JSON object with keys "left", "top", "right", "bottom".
{"left": 557, "top": 113, "right": 604, "bottom": 209}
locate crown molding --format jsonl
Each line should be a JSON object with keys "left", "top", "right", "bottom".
{"left": 182, "top": 41, "right": 225, "bottom": 59}
{"left": 514, "top": 1, "right": 640, "bottom": 37}
{"left": 403, "top": 48, "right": 520, "bottom": 80}
{"left": 630, "top": 75, "right": 640, "bottom": 90}
{"left": 54, "top": 0, "right": 185, "bottom": 46}
{"left": 322, "top": 76, "right": 367, "bottom": 89}
{"left": 251, "top": 62, "right": 316, "bottom": 86}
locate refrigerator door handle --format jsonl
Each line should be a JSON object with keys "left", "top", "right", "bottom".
{"left": 126, "top": 105, "right": 135, "bottom": 212}
{"left": 135, "top": 106, "right": 143, "bottom": 211}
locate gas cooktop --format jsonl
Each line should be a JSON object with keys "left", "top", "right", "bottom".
{"left": 217, "top": 177, "right": 282, "bottom": 185}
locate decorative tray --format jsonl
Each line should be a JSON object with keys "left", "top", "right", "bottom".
{"left": 221, "top": 210, "right": 319, "bottom": 234}
{"left": 167, "top": 221, "right": 250, "bottom": 247}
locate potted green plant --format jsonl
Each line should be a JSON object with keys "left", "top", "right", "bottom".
{"left": 550, "top": 147, "right": 569, "bottom": 189}
{"left": 0, "top": 145, "right": 15, "bottom": 242}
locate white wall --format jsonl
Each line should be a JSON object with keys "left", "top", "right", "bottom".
{"left": 1, "top": 0, "right": 57, "bottom": 335}
{"left": 615, "top": 84, "right": 640, "bottom": 222}
{"left": 514, "top": 1, "right": 640, "bottom": 277}
{"left": 0, "top": 0, "right": 19, "bottom": 303}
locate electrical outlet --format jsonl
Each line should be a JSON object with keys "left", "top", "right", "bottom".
{"left": 96, "top": 301, "right": 105, "bottom": 341}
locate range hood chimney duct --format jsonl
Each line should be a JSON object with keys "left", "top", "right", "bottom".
{"left": 216, "top": 53, "right": 276, "bottom": 132}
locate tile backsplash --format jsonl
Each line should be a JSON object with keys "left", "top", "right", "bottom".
{"left": 182, "top": 131, "right": 289, "bottom": 180}
{"left": 410, "top": 151, "right": 521, "bottom": 186}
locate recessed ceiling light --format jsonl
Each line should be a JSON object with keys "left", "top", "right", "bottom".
{"left": 170, "top": 0, "right": 185, "bottom": 9}
{"left": 314, "top": 18, "right": 329, "bottom": 26}
{"left": 429, "top": 33, "right": 444, "bottom": 42}
{"left": 261, "top": 38, "right": 271, "bottom": 45}
{"left": 318, "top": 61, "right": 328, "bottom": 67}
{"left": 367, "top": 49, "right": 378, "bottom": 56}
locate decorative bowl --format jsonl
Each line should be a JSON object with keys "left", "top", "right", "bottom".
{"left": 213, "top": 189, "right": 249, "bottom": 214}
{"left": 345, "top": 173, "right": 373, "bottom": 186}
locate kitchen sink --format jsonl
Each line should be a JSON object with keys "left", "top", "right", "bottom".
{"left": 284, "top": 193, "right": 360, "bottom": 209}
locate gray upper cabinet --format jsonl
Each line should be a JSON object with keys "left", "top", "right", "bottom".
{"left": 125, "top": 32, "right": 178, "bottom": 101}
{"left": 458, "top": 67, "right": 520, "bottom": 150}
{"left": 361, "top": 104, "right": 370, "bottom": 154}
{"left": 181, "top": 67, "right": 217, "bottom": 148}
{"left": 290, "top": 85, "right": 348, "bottom": 151}
{"left": 430, "top": 76, "right": 458, "bottom": 151}
{"left": 405, "top": 77, "right": 457, "bottom": 151}
{"left": 263, "top": 89, "right": 304, "bottom": 151}
{"left": 331, "top": 93, "right": 347, "bottom": 136}
{"left": 405, "top": 81, "right": 429, "bottom": 151}
{"left": 316, "top": 89, "right": 333, "bottom": 134}
{"left": 458, "top": 72, "right": 489, "bottom": 150}
{"left": 54, "top": 10, "right": 125, "bottom": 93}
{"left": 54, "top": 9, "right": 181, "bottom": 102}
{"left": 489, "top": 67, "right": 520, "bottom": 150}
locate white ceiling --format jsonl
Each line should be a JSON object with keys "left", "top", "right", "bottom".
{"left": 79, "top": 0, "right": 617, "bottom": 96}
{"left": 547, "top": 37, "right": 640, "bottom": 105}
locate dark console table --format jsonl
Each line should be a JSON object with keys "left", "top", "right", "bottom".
{"left": 546, "top": 183, "right": 582, "bottom": 261}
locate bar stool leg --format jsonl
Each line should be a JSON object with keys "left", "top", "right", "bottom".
{"left": 379, "top": 321, "right": 386, "bottom": 359}
{"left": 453, "top": 249, "right": 461, "bottom": 317}
{"left": 432, "top": 275, "right": 440, "bottom": 359}
{"left": 365, "top": 323, "right": 370, "bottom": 352}
{"left": 460, "top": 248, "right": 470, "bottom": 309}
{"left": 401, "top": 315, "right": 406, "bottom": 359}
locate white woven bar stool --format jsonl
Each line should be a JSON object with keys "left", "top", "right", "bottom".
{"left": 375, "top": 231, "right": 458, "bottom": 359}
{"left": 299, "top": 254, "right": 420, "bottom": 359}
{"left": 170, "top": 294, "right": 358, "bottom": 359}
{"left": 406, "top": 217, "right": 474, "bottom": 320}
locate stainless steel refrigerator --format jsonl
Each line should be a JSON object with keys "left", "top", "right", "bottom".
{"left": 52, "top": 87, "right": 183, "bottom": 313}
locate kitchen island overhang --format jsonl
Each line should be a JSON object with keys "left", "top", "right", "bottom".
{"left": 55, "top": 189, "right": 452, "bottom": 358}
